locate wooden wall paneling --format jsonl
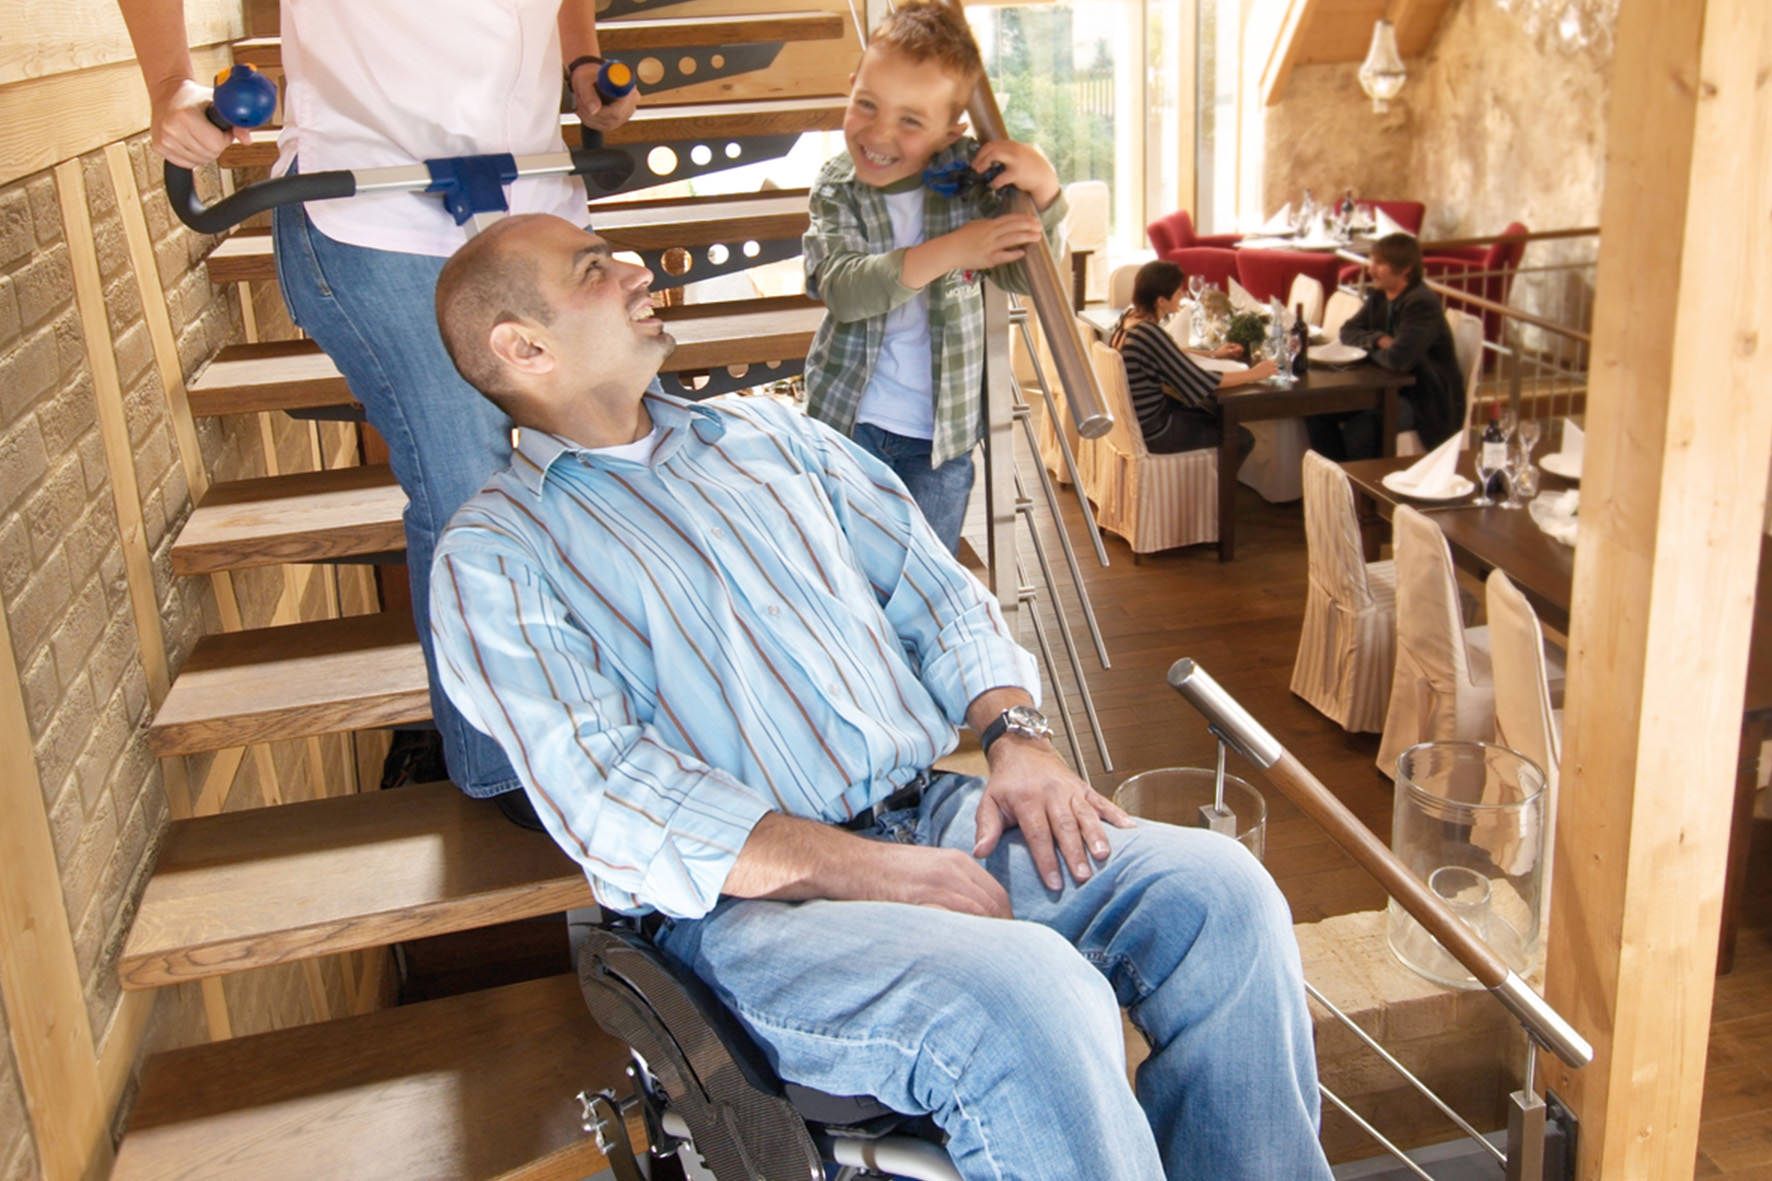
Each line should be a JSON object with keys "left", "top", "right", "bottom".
{"left": 0, "top": 0, "right": 241, "bottom": 85}
{"left": 0, "top": 602, "right": 113, "bottom": 1181}
{"left": 1540, "top": 1, "right": 1772, "bottom": 1176}
{"left": 0, "top": 47, "right": 232, "bottom": 188}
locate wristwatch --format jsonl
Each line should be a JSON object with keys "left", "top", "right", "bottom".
{"left": 979, "top": 705, "right": 1053, "bottom": 754}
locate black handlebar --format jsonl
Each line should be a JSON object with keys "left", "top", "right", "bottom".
{"left": 164, "top": 146, "right": 636, "bottom": 235}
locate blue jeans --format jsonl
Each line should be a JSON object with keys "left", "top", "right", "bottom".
{"left": 658, "top": 773, "right": 1330, "bottom": 1181}
{"left": 851, "top": 423, "right": 976, "bottom": 554}
{"left": 272, "top": 201, "right": 519, "bottom": 798}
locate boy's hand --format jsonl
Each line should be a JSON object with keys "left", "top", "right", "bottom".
{"left": 972, "top": 139, "right": 1062, "bottom": 210}
{"left": 902, "top": 214, "right": 1044, "bottom": 288}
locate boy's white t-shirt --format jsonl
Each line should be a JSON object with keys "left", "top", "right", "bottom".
{"left": 853, "top": 186, "right": 937, "bottom": 441}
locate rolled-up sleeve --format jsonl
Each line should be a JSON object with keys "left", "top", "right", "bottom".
{"left": 804, "top": 178, "right": 920, "bottom": 322}
{"left": 774, "top": 405, "right": 1041, "bottom": 720}
{"left": 431, "top": 540, "right": 774, "bottom": 919}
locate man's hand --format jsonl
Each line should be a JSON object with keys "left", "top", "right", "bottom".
{"left": 151, "top": 78, "right": 251, "bottom": 169}
{"left": 571, "top": 71, "right": 641, "bottom": 134}
{"left": 971, "top": 139, "right": 1061, "bottom": 210}
{"left": 868, "top": 842, "right": 1012, "bottom": 918}
{"left": 974, "top": 736, "right": 1135, "bottom": 891}
{"left": 1376, "top": 333, "right": 1396, "bottom": 350}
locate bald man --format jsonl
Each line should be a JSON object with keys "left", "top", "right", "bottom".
{"left": 426, "top": 214, "right": 1330, "bottom": 1181}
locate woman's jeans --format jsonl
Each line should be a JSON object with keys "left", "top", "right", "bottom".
{"left": 850, "top": 423, "right": 976, "bottom": 554}
{"left": 272, "top": 201, "right": 519, "bottom": 798}
{"left": 658, "top": 773, "right": 1331, "bottom": 1181}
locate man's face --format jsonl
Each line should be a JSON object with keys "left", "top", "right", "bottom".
{"left": 511, "top": 218, "right": 673, "bottom": 393}
{"left": 843, "top": 46, "right": 969, "bottom": 188}
{"left": 1370, "top": 257, "right": 1408, "bottom": 296}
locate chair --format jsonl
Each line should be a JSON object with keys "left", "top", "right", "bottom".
{"left": 1107, "top": 261, "right": 1141, "bottom": 309}
{"left": 1423, "top": 222, "right": 1528, "bottom": 341}
{"left": 1484, "top": 569, "right": 1562, "bottom": 889}
{"left": 1323, "top": 290, "right": 1363, "bottom": 338}
{"left": 1290, "top": 452, "right": 1398, "bottom": 731}
{"left": 1358, "top": 199, "right": 1427, "bottom": 234}
{"left": 1164, "top": 246, "right": 1239, "bottom": 291}
{"left": 1376, "top": 506, "right": 1496, "bottom": 778}
{"left": 577, "top": 919, "right": 960, "bottom": 1181}
{"left": 1288, "top": 273, "right": 1326, "bottom": 327}
{"left": 1065, "top": 180, "right": 1110, "bottom": 304}
{"left": 1394, "top": 307, "right": 1487, "bottom": 458}
{"left": 1033, "top": 316, "right": 1097, "bottom": 489}
{"left": 1146, "top": 208, "right": 1241, "bottom": 254}
{"left": 1234, "top": 249, "right": 1342, "bottom": 307}
{"left": 1082, "top": 341, "right": 1218, "bottom": 554}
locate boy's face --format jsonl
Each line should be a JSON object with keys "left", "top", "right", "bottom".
{"left": 844, "top": 45, "right": 969, "bottom": 188}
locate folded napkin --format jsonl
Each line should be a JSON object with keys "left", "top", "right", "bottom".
{"left": 1373, "top": 206, "right": 1411, "bottom": 238}
{"left": 1386, "top": 431, "right": 1465, "bottom": 497}
{"left": 1560, "top": 418, "right": 1584, "bottom": 462}
{"left": 1258, "top": 203, "right": 1293, "bottom": 235}
{"left": 1164, "top": 306, "right": 1194, "bottom": 348}
{"left": 1528, "top": 489, "right": 1580, "bottom": 546}
{"left": 1227, "top": 277, "right": 1259, "bottom": 312}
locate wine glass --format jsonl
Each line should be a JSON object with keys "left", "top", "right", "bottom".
{"left": 1517, "top": 415, "right": 1542, "bottom": 463}
{"left": 1500, "top": 441, "right": 1529, "bottom": 510}
{"left": 1471, "top": 437, "right": 1498, "bottom": 508}
{"left": 1187, "top": 273, "right": 1205, "bottom": 303}
{"left": 1275, "top": 331, "right": 1299, "bottom": 385}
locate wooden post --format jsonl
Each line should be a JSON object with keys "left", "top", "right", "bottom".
{"left": 1540, "top": 3, "right": 1772, "bottom": 1177}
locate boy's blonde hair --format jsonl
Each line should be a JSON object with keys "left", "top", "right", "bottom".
{"left": 867, "top": 1, "right": 984, "bottom": 108}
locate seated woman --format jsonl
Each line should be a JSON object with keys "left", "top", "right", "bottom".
{"left": 1306, "top": 232, "right": 1464, "bottom": 461}
{"left": 1109, "top": 261, "right": 1273, "bottom": 455}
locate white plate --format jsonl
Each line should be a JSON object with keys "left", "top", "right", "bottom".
{"left": 1193, "top": 357, "right": 1248, "bottom": 375}
{"left": 1540, "top": 451, "right": 1582, "bottom": 480}
{"left": 1528, "top": 491, "right": 1580, "bottom": 546}
{"left": 1309, "top": 342, "right": 1367, "bottom": 365}
{"left": 1381, "top": 471, "right": 1477, "bottom": 501}
{"left": 1308, "top": 328, "right": 1330, "bottom": 345}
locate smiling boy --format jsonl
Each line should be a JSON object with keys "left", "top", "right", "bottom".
{"left": 802, "top": 1, "right": 1068, "bottom": 552}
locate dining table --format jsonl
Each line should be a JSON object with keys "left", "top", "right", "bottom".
{"left": 1342, "top": 453, "right": 1772, "bottom": 972}
{"left": 1213, "top": 364, "right": 1413, "bottom": 561}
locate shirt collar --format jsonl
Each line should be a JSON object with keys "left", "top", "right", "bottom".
{"left": 511, "top": 385, "right": 727, "bottom": 498}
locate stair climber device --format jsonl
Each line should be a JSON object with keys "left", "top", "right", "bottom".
{"left": 165, "top": 62, "right": 637, "bottom": 236}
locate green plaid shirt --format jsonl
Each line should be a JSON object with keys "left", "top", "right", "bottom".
{"left": 802, "top": 138, "right": 1068, "bottom": 468}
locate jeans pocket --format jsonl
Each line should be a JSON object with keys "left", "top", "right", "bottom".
{"left": 271, "top": 186, "right": 335, "bottom": 310}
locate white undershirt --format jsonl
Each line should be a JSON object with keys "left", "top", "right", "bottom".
{"left": 854, "top": 186, "right": 935, "bottom": 440}
{"left": 274, "top": 0, "right": 588, "bottom": 257}
{"left": 589, "top": 428, "right": 661, "bottom": 465}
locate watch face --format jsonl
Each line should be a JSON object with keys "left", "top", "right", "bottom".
{"left": 1006, "top": 705, "right": 1051, "bottom": 737}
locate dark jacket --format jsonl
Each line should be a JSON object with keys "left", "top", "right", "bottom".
{"left": 1340, "top": 281, "right": 1465, "bottom": 448}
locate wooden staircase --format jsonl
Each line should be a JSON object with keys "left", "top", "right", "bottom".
{"left": 114, "top": 7, "right": 857, "bottom": 1176}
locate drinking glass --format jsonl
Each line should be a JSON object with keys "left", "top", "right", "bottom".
{"left": 1471, "top": 439, "right": 1497, "bottom": 508}
{"left": 1187, "top": 273, "right": 1205, "bottom": 302}
{"left": 1501, "top": 442, "right": 1528, "bottom": 509}
{"left": 1274, "top": 333, "right": 1299, "bottom": 385}
{"left": 1517, "top": 416, "right": 1542, "bottom": 461}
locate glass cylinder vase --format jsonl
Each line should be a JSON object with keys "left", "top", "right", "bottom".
{"left": 1113, "top": 767, "right": 1267, "bottom": 861}
{"left": 1386, "top": 742, "right": 1547, "bottom": 989}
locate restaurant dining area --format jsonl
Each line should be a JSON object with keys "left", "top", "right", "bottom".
{"left": 0, "top": 0, "right": 1765, "bottom": 1178}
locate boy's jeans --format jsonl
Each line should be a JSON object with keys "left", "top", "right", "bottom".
{"left": 272, "top": 199, "right": 520, "bottom": 799}
{"left": 851, "top": 423, "right": 976, "bottom": 554}
{"left": 659, "top": 772, "right": 1332, "bottom": 1181}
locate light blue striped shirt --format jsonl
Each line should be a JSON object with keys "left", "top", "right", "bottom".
{"left": 430, "top": 390, "right": 1039, "bottom": 919}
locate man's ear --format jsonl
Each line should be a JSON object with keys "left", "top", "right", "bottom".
{"left": 489, "top": 320, "right": 554, "bottom": 379}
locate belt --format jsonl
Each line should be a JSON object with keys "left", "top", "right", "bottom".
{"left": 839, "top": 772, "right": 930, "bottom": 832}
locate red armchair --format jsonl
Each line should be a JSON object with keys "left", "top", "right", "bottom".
{"left": 1357, "top": 200, "right": 1427, "bottom": 235}
{"left": 1423, "top": 221, "right": 1529, "bottom": 341}
{"left": 1147, "top": 209, "right": 1242, "bottom": 255}
{"left": 1166, "top": 246, "right": 1239, "bottom": 291}
{"left": 1235, "top": 249, "right": 1344, "bottom": 307}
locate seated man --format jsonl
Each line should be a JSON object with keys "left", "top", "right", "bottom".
{"left": 1307, "top": 232, "right": 1465, "bottom": 461}
{"left": 428, "top": 213, "right": 1332, "bottom": 1181}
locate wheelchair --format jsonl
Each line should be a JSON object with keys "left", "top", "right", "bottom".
{"left": 574, "top": 918, "right": 962, "bottom": 1181}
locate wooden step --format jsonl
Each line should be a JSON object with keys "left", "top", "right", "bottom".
{"left": 149, "top": 613, "right": 429, "bottom": 756}
{"left": 204, "top": 192, "right": 812, "bottom": 286}
{"left": 114, "top": 974, "right": 630, "bottom": 1181}
{"left": 220, "top": 95, "right": 846, "bottom": 168}
{"left": 229, "top": 12, "right": 846, "bottom": 72}
{"left": 187, "top": 300, "right": 824, "bottom": 418}
{"left": 120, "top": 781, "right": 591, "bottom": 989}
{"left": 172, "top": 464, "right": 405, "bottom": 575}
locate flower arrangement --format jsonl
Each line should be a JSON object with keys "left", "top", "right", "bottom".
{"left": 1225, "top": 311, "right": 1270, "bottom": 361}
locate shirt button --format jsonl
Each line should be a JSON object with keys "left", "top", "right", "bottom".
{"left": 710, "top": 526, "right": 726, "bottom": 539}
{"left": 766, "top": 605, "right": 782, "bottom": 618}
{"left": 828, "top": 682, "right": 842, "bottom": 695}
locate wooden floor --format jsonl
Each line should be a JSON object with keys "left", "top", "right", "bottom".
{"left": 1027, "top": 477, "right": 1772, "bottom": 1176}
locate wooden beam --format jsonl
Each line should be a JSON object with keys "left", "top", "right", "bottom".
{"left": 1540, "top": 2, "right": 1772, "bottom": 1177}
{"left": 1260, "top": 0, "right": 1314, "bottom": 107}
{"left": 0, "top": 559, "right": 111, "bottom": 1181}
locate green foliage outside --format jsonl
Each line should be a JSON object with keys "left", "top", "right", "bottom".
{"left": 978, "top": 7, "right": 1115, "bottom": 193}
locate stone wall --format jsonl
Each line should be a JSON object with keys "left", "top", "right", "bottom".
{"left": 1264, "top": 0, "right": 1611, "bottom": 241}
{"left": 0, "top": 138, "right": 376, "bottom": 1174}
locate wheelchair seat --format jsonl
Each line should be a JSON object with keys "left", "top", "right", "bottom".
{"left": 576, "top": 920, "right": 956, "bottom": 1181}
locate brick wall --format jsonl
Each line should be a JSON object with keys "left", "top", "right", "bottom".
{"left": 0, "top": 134, "right": 375, "bottom": 1170}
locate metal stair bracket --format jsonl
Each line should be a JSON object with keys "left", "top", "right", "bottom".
{"left": 621, "top": 42, "right": 794, "bottom": 97}
{"left": 635, "top": 237, "right": 803, "bottom": 293}
{"left": 598, "top": 0, "right": 699, "bottom": 19}
{"left": 593, "top": 131, "right": 805, "bottom": 201}
{"left": 656, "top": 360, "right": 805, "bottom": 402}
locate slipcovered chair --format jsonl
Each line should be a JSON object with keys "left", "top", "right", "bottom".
{"left": 1323, "top": 290, "right": 1363, "bottom": 338}
{"left": 1107, "top": 261, "right": 1141, "bottom": 308}
{"left": 1376, "top": 506, "right": 1496, "bottom": 779}
{"left": 1396, "top": 307, "right": 1487, "bottom": 458}
{"left": 1065, "top": 180, "right": 1110, "bottom": 304}
{"left": 1290, "top": 451, "right": 1398, "bottom": 732}
{"left": 1033, "top": 316, "right": 1097, "bottom": 489}
{"left": 1082, "top": 341, "right": 1218, "bottom": 555}
{"left": 1423, "top": 221, "right": 1529, "bottom": 341}
{"left": 1483, "top": 569, "right": 1564, "bottom": 886}
{"left": 1163, "top": 246, "right": 1239, "bottom": 290}
{"left": 1288, "top": 273, "right": 1326, "bottom": 327}
{"left": 1146, "top": 208, "right": 1241, "bottom": 255}
{"left": 1234, "top": 249, "right": 1342, "bottom": 307}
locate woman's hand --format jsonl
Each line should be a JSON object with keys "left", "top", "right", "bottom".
{"left": 150, "top": 78, "right": 250, "bottom": 169}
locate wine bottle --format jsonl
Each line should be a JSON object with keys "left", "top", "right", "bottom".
{"left": 1292, "top": 304, "right": 1309, "bottom": 378}
{"left": 1481, "top": 402, "right": 1508, "bottom": 499}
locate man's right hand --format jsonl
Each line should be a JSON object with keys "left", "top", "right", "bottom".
{"left": 865, "top": 842, "right": 1012, "bottom": 919}
{"left": 151, "top": 78, "right": 251, "bottom": 169}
